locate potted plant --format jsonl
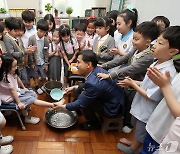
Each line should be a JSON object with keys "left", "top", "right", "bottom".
{"left": 45, "top": 3, "right": 53, "bottom": 13}
{"left": 54, "top": 8, "right": 58, "bottom": 17}
{"left": 66, "top": 7, "right": 73, "bottom": 17}
{"left": 0, "top": 8, "right": 7, "bottom": 14}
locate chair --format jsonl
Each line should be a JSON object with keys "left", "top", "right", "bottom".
{"left": 101, "top": 114, "right": 123, "bottom": 133}
{"left": 68, "top": 75, "right": 85, "bottom": 102}
{"left": 0, "top": 103, "right": 26, "bottom": 130}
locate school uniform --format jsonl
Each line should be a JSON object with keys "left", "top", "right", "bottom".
{"left": 60, "top": 37, "right": 79, "bottom": 77}
{"left": 28, "top": 34, "right": 49, "bottom": 79}
{"left": 3, "top": 33, "right": 29, "bottom": 84}
{"left": 84, "top": 32, "right": 98, "bottom": 50}
{"left": 48, "top": 42, "right": 62, "bottom": 81}
{"left": 93, "top": 34, "right": 115, "bottom": 64}
{"left": 130, "top": 59, "right": 177, "bottom": 143}
{"left": 0, "top": 40, "right": 6, "bottom": 54}
{"left": 0, "top": 74, "right": 37, "bottom": 109}
{"left": 140, "top": 73, "right": 180, "bottom": 154}
{"left": 102, "top": 29, "right": 134, "bottom": 72}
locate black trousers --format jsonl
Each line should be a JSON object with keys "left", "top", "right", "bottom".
{"left": 123, "top": 89, "right": 136, "bottom": 128}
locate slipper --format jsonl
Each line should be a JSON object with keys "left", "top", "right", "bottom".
{"left": 25, "top": 116, "right": 40, "bottom": 124}
{"left": 0, "top": 145, "right": 13, "bottom": 154}
{"left": 0, "top": 136, "right": 14, "bottom": 145}
{"left": 119, "top": 138, "right": 132, "bottom": 146}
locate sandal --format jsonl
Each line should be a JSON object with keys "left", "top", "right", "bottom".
{"left": 0, "top": 145, "right": 13, "bottom": 154}
{"left": 25, "top": 116, "right": 40, "bottom": 124}
{"left": 0, "top": 136, "right": 14, "bottom": 145}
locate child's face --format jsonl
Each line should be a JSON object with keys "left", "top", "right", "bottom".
{"left": 37, "top": 29, "right": 47, "bottom": 38}
{"left": 9, "top": 29, "right": 19, "bottom": 38}
{"left": 47, "top": 20, "right": 54, "bottom": 32}
{"left": 96, "top": 26, "right": 109, "bottom": 37}
{"left": 86, "top": 22, "right": 95, "bottom": 35}
{"left": 116, "top": 16, "right": 130, "bottom": 35}
{"left": 156, "top": 20, "right": 166, "bottom": 31}
{"left": 10, "top": 59, "right": 17, "bottom": 74}
{"left": 61, "top": 35, "right": 70, "bottom": 43}
{"left": 23, "top": 20, "right": 34, "bottom": 30}
{"left": 75, "top": 30, "right": 85, "bottom": 41}
{"left": 17, "top": 30, "right": 25, "bottom": 37}
{"left": 151, "top": 35, "right": 178, "bottom": 63}
{"left": 132, "top": 32, "right": 151, "bottom": 51}
{"left": 52, "top": 31, "right": 60, "bottom": 44}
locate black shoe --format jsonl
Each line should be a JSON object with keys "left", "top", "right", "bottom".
{"left": 79, "top": 121, "right": 101, "bottom": 131}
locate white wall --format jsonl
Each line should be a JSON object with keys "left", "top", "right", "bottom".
{"left": 133, "top": 0, "right": 180, "bottom": 26}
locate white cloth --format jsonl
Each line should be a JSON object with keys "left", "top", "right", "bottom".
{"left": 21, "top": 25, "right": 37, "bottom": 48}
{"left": 130, "top": 59, "right": 177, "bottom": 123}
{"left": 159, "top": 117, "right": 180, "bottom": 154}
{"left": 146, "top": 73, "right": 180, "bottom": 144}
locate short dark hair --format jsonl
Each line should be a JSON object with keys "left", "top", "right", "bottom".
{"left": 152, "top": 16, "right": 170, "bottom": 28}
{"left": 162, "top": 26, "right": 180, "bottom": 51}
{"left": 37, "top": 19, "right": 49, "bottom": 31}
{"left": 44, "top": 14, "right": 56, "bottom": 32}
{"left": 0, "top": 22, "right": 5, "bottom": 33}
{"left": 5, "top": 17, "right": 20, "bottom": 30}
{"left": 21, "top": 10, "right": 35, "bottom": 22}
{"left": 134, "top": 21, "right": 160, "bottom": 41}
{"left": 18, "top": 19, "right": 25, "bottom": 33}
{"left": 74, "top": 23, "right": 86, "bottom": 32}
{"left": 95, "top": 17, "right": 111, "bottom": 28}
{"left": 77, "top": 50, "right": 98, "bottom": 68}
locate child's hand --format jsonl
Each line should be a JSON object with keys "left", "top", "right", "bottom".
{"left": 97, "top": 64, "right": 102, "bottom": 67}
{"left": 117, "top": 77, "right": 135, "bottom": 88}
{"left": 69, "top": 59, "right": 73, "bottom": 64}
{"left": 31, "top": 65, "right": 35, "bottom": 69}
{"left": 18, "top": 102, "right": 26, "bottom": 109}
{"left": 87, "top": 41, "right": 91, "bottom": 47}
{"left": 110, "top": 47, "right": 119, "bottom": 55}
{"left": 44, "top": 67, "right": 48, "bottom": 72}
{"left": 65, "top": 86, "right": 74, "bottom": 94}
{"left": 52, "top": 98, "right": 66, "bottom": 110}
{"left": 147, "top": 67, "right": 170, "bottom": 88}
{"left": 97, "top": 73, "right": 109, "bottom": 80}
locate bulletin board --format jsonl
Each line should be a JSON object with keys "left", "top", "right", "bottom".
{"left": 110, "top": 0, "right": 123, "bottom": 11}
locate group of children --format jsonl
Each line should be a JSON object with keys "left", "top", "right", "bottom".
{"left": 0, "top": 7, "right": 180, "bottom": 154}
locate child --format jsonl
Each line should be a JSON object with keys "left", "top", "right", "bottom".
{"left": 140, "top": 26, "right": 180, "bottom": 154}
{"left": 85, "top": 17, "right": 97, "bottom": 50}
{"left": 59, "top": 24, "right": 79, "bottom": 87}
{"left": 74, "top": 23, "right": 86, "bottom": 51}
{"left": 107, "top": 10, "right": 119, "bottom": 37}
{"left": 92, "top": 17, "right": 115, "bottom": 64}
{"left": 48, "top": 29, "right": 62, "bottom": 81}
{"left": 103, "top": 8, "right": 138, "bottom": 70}
{"left": 151, "top": 16, "right": 170, "bottom": 32}
{"left": 98, "top": 21, "right": 159, "bottom": 136}
{"left": 44, "top": 14, "right": 56, "bottom": 42}
{"left": 0, "top": 54, "right": 54, "bottom": 124}
{"left": 116, "top": 26, "right": 179, "bottom": 154}
{"left": 28, "top": 19, "right": 49, "bottom": 94}
{"left": 21, "top": 10, "right": 37, "bottom": 49}
{"left": 0, "top": 23, "right": 6, "bottom": 54}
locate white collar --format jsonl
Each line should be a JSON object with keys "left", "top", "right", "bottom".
{"left": 97, "top": 34, "right": 109, "bottom": 41}
{"left": 153, "top": 59, "right": 174, "bottom": 70}
{"left": 35, "top": 33, "right": 44, "bottom": 40}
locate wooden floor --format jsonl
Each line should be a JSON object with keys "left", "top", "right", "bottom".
{"left": 2, "top": 92, "right": 134, "bottom": 154}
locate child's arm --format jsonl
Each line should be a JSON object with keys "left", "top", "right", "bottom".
{"left": 148, "top": 67, "right": 180, "bottom": 117}
{"left": 9, "top": 88, "right": 26, "bottom": 109}
{"left": 69, "top": 49, "right": 79, "bottom": 64}
{"left": 62, "top": 53, "right": 70, "bottom": 68}
{"left": 17, "top": 76, "right": 26, "bottom": 89}
{"left": 118, "top": 77, "right": 154, "bottom": 102}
